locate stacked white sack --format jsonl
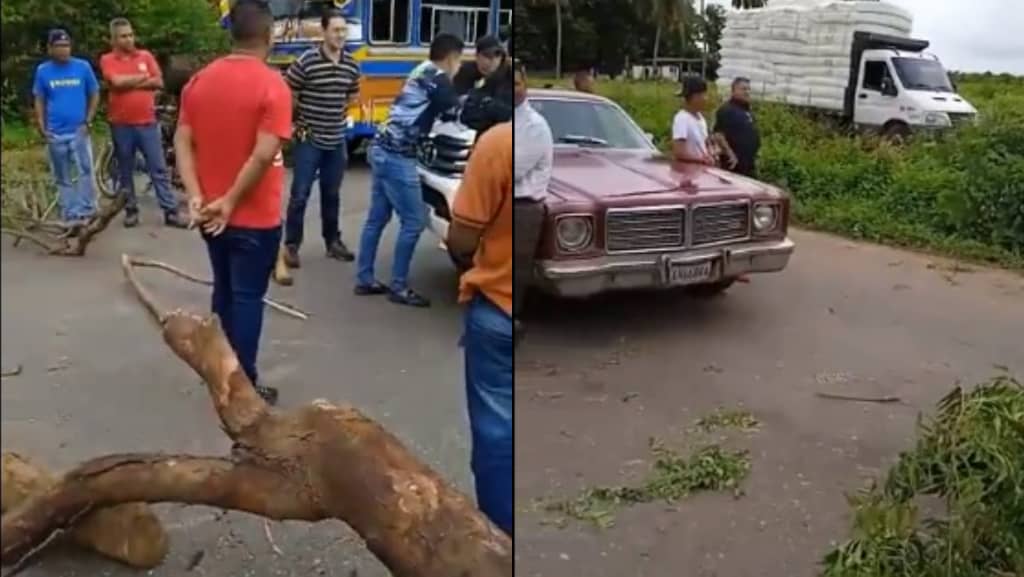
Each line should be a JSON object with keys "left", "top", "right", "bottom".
{"left": 716, "top": 0, "right": 913, "bottom": 111}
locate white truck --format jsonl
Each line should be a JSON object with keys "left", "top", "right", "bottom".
{"left": 717, "top": 0, "right": 977, "bottom": 138}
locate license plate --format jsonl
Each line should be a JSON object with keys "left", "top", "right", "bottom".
{"left": 667, "top": 260, "right": 713, "bottom": 286}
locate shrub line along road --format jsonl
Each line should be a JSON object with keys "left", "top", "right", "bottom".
{"left": 514, "top": 228, "right": 1023, "bottom": 577}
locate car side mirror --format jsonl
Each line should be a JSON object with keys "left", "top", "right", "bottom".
{"left": 881, "top": 77, "right": 897, "bottom": 97}
{"left": 645, "top": 132, "right": 655, "bottom": 142}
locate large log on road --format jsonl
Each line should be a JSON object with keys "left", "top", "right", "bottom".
{"left": 0, "top": 255, "right": 512, "bottom": 577}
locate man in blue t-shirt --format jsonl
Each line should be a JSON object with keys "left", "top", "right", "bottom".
{"left": 33, "top": 29, "right": 100, "bottom": 227}
{"left": 354, "top": 33, "right": 464, "bottom": 308}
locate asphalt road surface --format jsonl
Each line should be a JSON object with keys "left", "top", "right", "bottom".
{"left": 1, "top": 164, "right": 472, "bottom": 577}
{"left": 515, "top": 229, "right": 1023, "bottom": 577}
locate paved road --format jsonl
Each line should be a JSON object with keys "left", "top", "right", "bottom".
{"left": 1, "top": 165, "right": 471, "bottom": 576}
{"left": 515, "top": 229, "right": 1024, "bottom": 577}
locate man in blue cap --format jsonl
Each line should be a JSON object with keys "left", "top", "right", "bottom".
{"left": 32, "top": 28, "right": 100, "bottom": 230}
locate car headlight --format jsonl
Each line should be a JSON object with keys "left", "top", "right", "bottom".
{"left": 555, "top": 215, "right": 594, "bottom": 252}
{"left": 924, "top": 112, "right": 951, "bottom": 127}
{"left": 752, "top": 203, "right": 779, "bottom": 233}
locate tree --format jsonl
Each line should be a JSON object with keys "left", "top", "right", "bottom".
{"left": 633, "top": 0, "right": 696, "bottom": 70}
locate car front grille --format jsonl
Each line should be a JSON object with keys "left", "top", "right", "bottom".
{"left": 692, "top": 202, "right": 750, "bottom": 246}
{"left": 948, "top": 112, "right": 976, "bottom": 128}
{"left": 606, "top": 208, "right": 686, "bottom": 253}
{"left": 418, "top": 133, "right": 473, "bottom": 176}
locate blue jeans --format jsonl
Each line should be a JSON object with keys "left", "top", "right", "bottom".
{"left": 463, "top": 294, "right": 514, "bottom": 536}
{"left": 356, "top": 144, "right": 426, "bottom": 292}
{"left": 285, "top": 139, "right": 347, "bottom": 248}
{"left": 111, "top": 123, "right": 177, "bottom": 214}
{"left": 203, "top": 226, "right": 282, "bottom": 385}
{"left": 46, "top": 130, "right": 96, "bottom": 222}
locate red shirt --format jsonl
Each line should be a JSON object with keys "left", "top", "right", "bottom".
{"left": 178, "top": 55, "right": 292, "bottom": 229}
{"left": 99, "top": 49, "right": 161, "bottom": 125}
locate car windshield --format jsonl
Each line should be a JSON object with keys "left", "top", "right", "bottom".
{"left": 893, "top": 58, "right": 954, "bottom": 93}
{"left": 530, "top": 98, "right": 654, "bottom": 150}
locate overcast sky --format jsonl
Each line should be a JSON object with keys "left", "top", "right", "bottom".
{"left": 709, "top": 0, "right": 1024, "bottom": 74}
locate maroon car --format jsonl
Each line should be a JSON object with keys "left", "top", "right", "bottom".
{"left": 527, "top": 89, "right": 795, "bottom": 298}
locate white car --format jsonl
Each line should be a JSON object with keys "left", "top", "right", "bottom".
{"left": 417, "top": 122, "right": 476, "bottom": 246}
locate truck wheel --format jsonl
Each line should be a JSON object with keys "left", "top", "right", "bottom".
{"left": 685, "top": 278, "right": 736, "bottom": 298}
{"left": 881, "top": 122, "right": 911, "bottom": 144}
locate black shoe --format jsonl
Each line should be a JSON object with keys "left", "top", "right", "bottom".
{"left": 253, "top": 384, "right": 279, "bottom": 406}
{"left": 388, "top": 288, "right": 431, "bottom": 308}
{"left": 326, "top": 239, "right": 355, "bottom": 262}
{"left": 353, "top": 281, "right": 388, "bottom": 296}
{"left": 164, "top": 212, "right": 188, "bottom": 229}
{"left": 283, "top": 245, "right": 301, "bottom": 269}
{"left": 123, "top": 211, "right": 140, "bottom": 228}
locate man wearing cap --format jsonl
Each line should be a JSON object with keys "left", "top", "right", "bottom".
{"left": 100, "top": 18, "right": 188, "bottom": 229}
{"left": 671, "top": 76, "right": 716, "bottom": 166}
{"left": 455, "top": 35, "right": 514, "bottom": 136}
{"left": 33, "top": 29, "right": 100, "bottom": 229}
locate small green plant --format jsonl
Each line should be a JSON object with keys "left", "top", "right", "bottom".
{"left": 694, "top": 407, "right": 761, "bottom": 432}
{"left": 546, "top": 440, "right": 751, "bottom": 529}
{"left": 823, "top": 375, "right": 1024, "bottom": 577}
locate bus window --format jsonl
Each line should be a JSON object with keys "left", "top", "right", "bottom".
{"left": 420, "top": 1, "right": 490, "bottom": 44}
{"left": 499, "top": 0, "right": 511, "bottom": 31}
{"left": 370, "top": 0, "right": 411, "bottom": 44}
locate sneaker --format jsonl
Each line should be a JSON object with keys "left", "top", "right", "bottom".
{"left": 326, "top": 239, "right": 355, "bottom": 262}
{"left": 353, "top": 281, "right": 388, "bottom": 296}
{"left": 283, "top": 245, "right": 301, "bottom": 269}
{"left": 253, "top": 384, "right": 279, "bottom": 406}
{"left": 123, "top": 211, "right": 140, "bottom": 228}
{"left": 164, "top": 212, "right": 188, "bottom": 229}
{"left": 388, "top": 288, "right": 431, "bottom": 308}
{"left": 273, "top": 247, "right": 294, "bottom": 286}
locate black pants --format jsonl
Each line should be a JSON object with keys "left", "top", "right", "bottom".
{"left": 513, "top": 198, "right": 545, "bottom": 317}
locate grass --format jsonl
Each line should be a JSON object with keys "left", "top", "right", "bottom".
{"left": 823, "top": 375, "right": 1024, "bottom": 577}
{"left": 530, "top": 76, "right": 1024, "bottom": 270}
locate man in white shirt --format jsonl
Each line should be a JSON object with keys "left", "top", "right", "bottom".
{"left": 671, "top": 76, "right": 716, "bottom": 166}
{"left": 512, "top": 60, "right": 553, "bottom": 341}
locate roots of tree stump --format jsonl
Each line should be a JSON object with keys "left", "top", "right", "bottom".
{"left": 0, "top": 254, "right": 511, "bottom": 577}
{"left": 1, "top": 194, "right": 126, "bottom": 257}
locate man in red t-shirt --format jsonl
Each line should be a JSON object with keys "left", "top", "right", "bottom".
{"left": 99, "top": 18, "right": 186, "bottom": 229}
{"left": 174, "top": 0, "right": 292, "bottom": 405}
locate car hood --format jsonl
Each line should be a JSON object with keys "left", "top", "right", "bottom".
{"left": 906, "top": 90, "right": 977, "bottom": 114}
{"left": 546, "top": 148, "right": 776, "bottom": 204}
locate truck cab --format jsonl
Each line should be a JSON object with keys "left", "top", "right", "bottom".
{"left": 846, "top": 32, "right": 977, "bottom": 137}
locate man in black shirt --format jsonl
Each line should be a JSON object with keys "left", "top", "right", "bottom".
{"left": 454, "top": 35, "right": 513, "bottom": 136}
{"left": 713, "top": 77, "right": 761, "bottom": 178}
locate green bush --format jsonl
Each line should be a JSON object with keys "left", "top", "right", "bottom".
{"left": 541, "top": 77, "right": 1024, "bottom": 267}
{"left": 1, "top": 0, "right": 228, "bottom": 120}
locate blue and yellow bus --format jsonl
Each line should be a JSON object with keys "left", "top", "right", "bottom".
{"left": 219, "top": 0, "right": 511, "bottom": 148}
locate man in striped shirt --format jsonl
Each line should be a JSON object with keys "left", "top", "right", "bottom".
{"left": 282, "top": 8, "right": 360, "bottom": 267}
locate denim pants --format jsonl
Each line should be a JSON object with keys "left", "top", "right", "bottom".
{"left": 203, "top": 226, "right": 281, "bottom": 385}
{"left": 111, "top": 123, "right": 177, "bottom": 214}
{"left": 46, "top": 130, "right": 97, "bottom": 222}
{"left": 463, "top": 294, "right": 514, "bottom": 536}
{"left": 356, "top": 144, "right": 426, "bottom": 292}
{"left": 285, "top": 139, "right": 347, "bottom": 248}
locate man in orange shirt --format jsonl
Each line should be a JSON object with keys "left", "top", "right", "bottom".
{"left": 174, "top": 0, "right": 292, "bottom": 405}
{"left": 447, "top": 121, "right": 513, "bottom": 536}
{"left": 100, "top": 18, "right": 186, "bottom": 229}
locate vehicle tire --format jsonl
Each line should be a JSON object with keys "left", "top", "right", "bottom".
{"left": 881, "top": 121, "right": 911, "bottom": 144}
{"left": 685, "top": 278, "right": 736, "bottom": 298}
{"left": 95, "top": 141, "right": 121, "bottom": 199}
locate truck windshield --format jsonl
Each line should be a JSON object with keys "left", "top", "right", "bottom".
{"left": 893, "top": 58, "right": 954, "bottom": 93}
{"left": 269, "top": 0, "right": 336, "bottom": 19}
{"left": 531, "top": 99, "right": 654, "bottom": 150}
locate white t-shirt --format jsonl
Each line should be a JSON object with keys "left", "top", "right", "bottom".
{"left": 671, "top": 109, "right": 709, "bottom": 159}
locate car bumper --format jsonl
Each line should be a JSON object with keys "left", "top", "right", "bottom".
{"left": 417, "top": 167, "right": 460, "bottom": 240}
{"left": 535, "top": 238, "right": 795, "bottom": 298}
